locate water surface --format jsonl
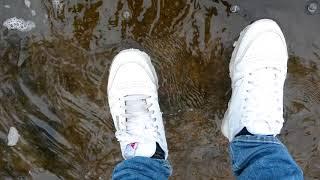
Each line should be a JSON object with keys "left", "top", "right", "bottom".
{"left": 0, "top": 0, "right": 319, "bottom": 179}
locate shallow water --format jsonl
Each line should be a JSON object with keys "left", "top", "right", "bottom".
{"left": 0, "top": 0, "right": 320, "bottom": 179}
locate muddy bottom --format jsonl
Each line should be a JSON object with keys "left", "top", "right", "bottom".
{"left": 0, "top": 0, "right": 319, "bottom": 179}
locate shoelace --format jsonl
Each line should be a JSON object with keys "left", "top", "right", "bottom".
{"left": 115, "top": 94, "right": 158, "bottom": 143}
{"left": 240, "top": 67, "right": 284, "bottom": 130}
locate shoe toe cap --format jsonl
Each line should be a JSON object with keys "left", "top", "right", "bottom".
{"left": 108, "top": 49, "right": 158, "bottom": 92}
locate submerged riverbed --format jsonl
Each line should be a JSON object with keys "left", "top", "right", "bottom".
{"left": 0, "top": 0, "right": 319, "bottom": 179}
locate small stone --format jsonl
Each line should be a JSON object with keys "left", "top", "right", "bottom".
{"left": 230, "top": 5, "right": 240, "bottom": 13}
{"left": 4, "top": 5, "right": 10, "bottom": 8}
{"left": 308, "top": 2, "right": 318, "bottom": 14}
{"left": 7, "top": 127, "right": 20, "bottom": 146}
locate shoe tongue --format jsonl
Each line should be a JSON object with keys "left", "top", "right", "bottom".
{"left": 123, "top": 142, "right": 156, "bottom": 159}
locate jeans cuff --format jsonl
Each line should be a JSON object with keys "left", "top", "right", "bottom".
{"left": 232, "top": 135, "right": 282, "bottom": 144}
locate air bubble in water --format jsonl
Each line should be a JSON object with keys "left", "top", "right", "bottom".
{"left": 230, "top": 5, "right": 240, "bottom": 13}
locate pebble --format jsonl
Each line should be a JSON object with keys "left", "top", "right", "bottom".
{"left": 230, "top": 5, "right": 240, "bottom": 13}
{"left": 7, "top": 127, "right": 20, "bottom": 146}
{"left": 4, "top": 5, "right": 10, "bottom": 8}
{"left": 307, "top": 2, "right": 318, "bottom": 14}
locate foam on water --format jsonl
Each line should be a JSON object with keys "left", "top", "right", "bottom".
{"left": 3, "top": 17, "right": 35, "bottom": 32}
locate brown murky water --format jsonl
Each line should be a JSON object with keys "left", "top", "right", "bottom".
{"left": 0, "top": 0, "right": 320, "bottom": 179}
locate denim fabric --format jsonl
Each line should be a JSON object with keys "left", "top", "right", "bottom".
{"left": 112, "top": 156, "right": 172, "bottom": 180}
{"left": 112, "top": 135, "right": 303, "bottom": 180}
{"left": 230, "top": 135, "right": 303, "bottom": 180}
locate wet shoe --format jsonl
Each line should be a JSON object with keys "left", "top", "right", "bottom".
{"left": 108, "top": 49, "right": 168, "bottom": 159}
{"left": 221, "top": 19, "right": 288, "bottom": 141}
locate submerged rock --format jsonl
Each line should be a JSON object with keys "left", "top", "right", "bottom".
{"left": 307, "top": 2, "right": 318, "bottom": 14}
{"left": 230, "top": 5, "right": 240, "bottom": 13}
{"left": 7, "top": 127, "right": 20, "bottom": 146}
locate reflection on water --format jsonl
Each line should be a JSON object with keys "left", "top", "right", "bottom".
{"left": 0, "top": 0, "right": 319, "bottom": 179}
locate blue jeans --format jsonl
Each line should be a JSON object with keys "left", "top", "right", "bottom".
{"left": 112, "top": 135, "right": 303, "bottom": 180}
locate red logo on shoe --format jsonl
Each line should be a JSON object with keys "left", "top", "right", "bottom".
{"left": 129, "top": 142, "right": 138, "bottom": 150}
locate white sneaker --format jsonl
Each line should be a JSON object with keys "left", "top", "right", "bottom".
{"left": 108, "top": 49, "right": 168, "bottom": 159}
{"left": 221, "top": 19, "right": 288, "bottom": 142}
